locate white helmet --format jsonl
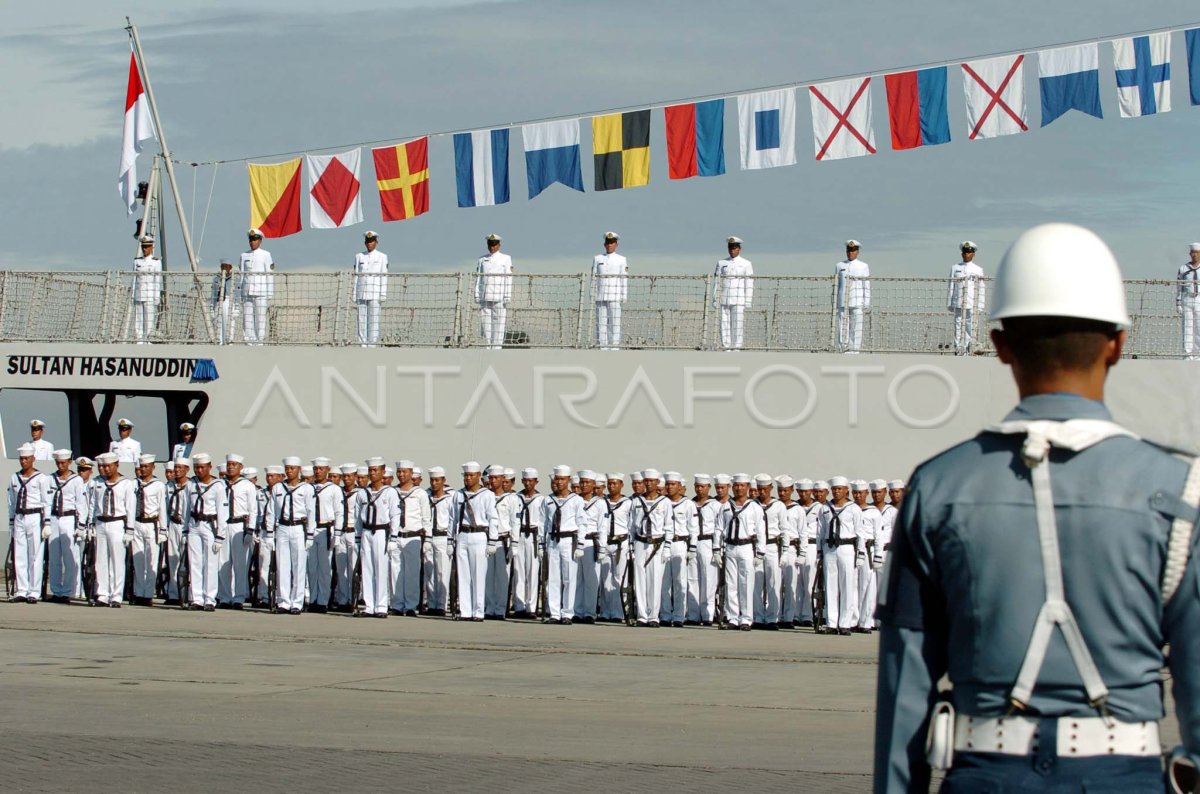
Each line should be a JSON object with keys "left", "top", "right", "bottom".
{"left": 990, "top": 223, "right": 1130, "bottom": 329}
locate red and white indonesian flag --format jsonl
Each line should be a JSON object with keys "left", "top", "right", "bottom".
{"left": 119, "top": 52, "right": 156, "bottom": 214}
{"left": 306, "top": 148, "right": 363, "bottom": 229}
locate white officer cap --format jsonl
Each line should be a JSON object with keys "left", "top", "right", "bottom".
{"left": 412, "top": 467, "right": 422, "bottom": 477}
{"left": 30, "top": 419, "right": 45, "bottom": 428}
{"left": 829, "top": 476, "right": 849, "bottom": 488}
{"left": 631, "top": 472, "right": 645, "bottom": 482}
{"left": 52, "top": 449, "right": 72, "bottom": 461}
{"left": 552, "top": 464, "right": 572, "bottom": 478}
{"left": 428, "top": 466, "right": 445, "bottom": 478}
{"left": 604, "top": 231, "right": 619, "bottom": 242}
{"left": 869, "top": 479, "right": 888, "bottom": 491}
{"left": 960, "top": 240, "right": 978, "bottom": 251}
{"left": 714, "top": 473, "right": 732, "bottom": 485}
{"left": 76, "top": 457, "right": 94, "bottom": 469}
{"left": 364, "top": 230, "right": 379, "bottom": 240}
{"left": 226, "top": 453, "right": 245, "bottom": 464}
{"left": 117, "top": 418, "right": 134, "bottom": 428}
{"left": 139, "top": 235, "right": 155, "bottom": 244}
{"left": 174, "top": 457, "right": 191, "bottom": 469}
{"left": 606, "top": 472, "right": 624, "bottom": 482}
{"left": 179, "top": 422, "right": 196, "bottom": 431}
{"left": 339, "top": 463, "right": 358, "bottom": 475}
{"left": 754, "top": 473, "right": 773, "bottom": 486}
{"left": 776, "top": 475, "right": 794, "bottom": 489}
{"left": 95, "top": 452, "right": 119, "bottom": 465}
{"left": 642, "top": 468, "right": 661, "bottom": 481}
{"left": 265, "top": 464, "right": 284, "bottom": 475}
{"left": 732, "top": 473, "right": 752, "bottom": 484}
{"left": 727, "top": 236, "right": 743, "bottom": 245}
{"left": 384, "top": 466, "right": 394, "bottom": 477}
{"left": 521, "top": 467, "right": 538, "bottom": 479}
{"left": 366, "top": 456, "right": 385, "bottom": 468}
{"left": 694, "top": 473, "right": 712, "bottom": 485}
{"left": 1191, "top": 242, "right": 1200, "bottom": 253}
{"left": 462, "top": 461, "right": 481, "bottom": 473}
{"left": 851, "top": 479, "right": 869, "bottom": 492}
{"left": 312, "top": 456, "right": 331, "bottom": 467}
{"left": 486, "top": 233, "right": 502, "bottom": 243}
{"left": 887, "top": 479, "right": 906, "bottom": 489}
{"left": 579, "top": 470, "right": 597, "bottom": 482}
{"left": 355, "top": 466, "right": 368, "bottom": 476}
{"left": 301, "top": 465, "right": 314, "bottom": 477}
{"left": 192, "top": 453, "right": 212, "bottom": 465}
{"left": 813, "top": 480, "right": 830, "bottom": 491}
{"left": 396, "top": 459, "right": 415, "bottom": 470}
{"left": 486, "top": 464, "right": 505, "bottom": 476}
{"left": 663, "top": 471, "right": 683, "bottom": 483}
{"left": 244, "top": 467, "right": 258, "bottom": 478}
{"left": 845, "top": 239, "right": 861, "bottom": 249}
{"left": 503, "top": 468, "right": 515, "bottom": 479}
{"left": 795, "top": 478, "right": 814, "bottom": 491}
{"left": 138, "top": 453, "right": 156, "bottom": 465}
{"left": 248, "top": 228, "right": 264, "bottom": 238}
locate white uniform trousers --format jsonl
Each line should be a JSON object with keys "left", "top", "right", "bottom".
{"left": 275, "top": 526, "right": 307, "bottom": 611}
{"left": 723, "top": 544, "right": 755, "bottom": 627}
{"left": 388, "top": 534, "right": 422, "bottom": 612}
{"left": 242, "top": 296, "right": 269, "bottom": 345}
{"left": 953, "top": 308, "right": 976, "bottom": 355}
{"left": 660, "top": 540, "right": 688, "bottom": 623}
{"left": 256, "top": 536, "right": 274, "bottom": 604}
{"left": 215, "top": 299, "right": 236, "bottom": 344}
{"left": 600, "top": 539, "right": 629, "bottom": 620}
{"left": 130, "top": 521, "right": 158, "bottom": 599}
{"left": 1183, "top": 298, "right": 1200, "bottom": 359}
{"left": 455, "top": 531, "right": 488, "bottom": 619}
{"left": 422, "top": 536, "right": 451, "bottom": 611}
{"left": 780, "top": 544, "right": 800, "bottom": 623}
{"left": 47, "top": 514, "right": 79, "bottom": 599}
{"left": 509, "top": 531, "right": 538, "bottom": 614}
{"left": 359, "top": 530, "right": 389, "bottom": 616}
{"left": 229, "top": 529, "right": 254, "bottom": 605}
{"left": 686, "top": 539, "right": 716, "bottom": 623}
{"left": 719, "top": 306, "right": 745, "bottom": 350}
{"left": 134, "top": 300, "right": 157, "bottom": 343}
{"left": 479, "top": 301, "right": 507, "bottom": 349}
{"left": 846, "top": 308, "right": 865, "bottom": 352}
{"left": 333, "top": 531, "right": 358, "bottom": 607}
{"left": 165, "top": 522, "right": 185, "bottom": 600}
{"left": 485, "top": 542, "right": 511, "bottom": 617}
{"left": 596, "top": 301, "right": 622, "bottom": 349}
{"left": 856, "top": 560, "right": 878, "bottom": 629}
{"left": 11, "top": 513, "right": 45, "bottom": 600}
{"left": 573, "top": 542, "right": 600, "bottom": 619}
{"left": 632, "top": 539, "right": 665, "bottom": 624}
{"left": 822, "top": 543, "right": 859, "bottom": 629}
{"left": 187, "top": 524, "right": 219, "bottom": 607}
{"left": 837, "top": 309, "right": 849, "bottom": 351}
{"left": 307, "top": 528, "right": 333, "bottom": 608}
{"left": 94, "top": 519, "right": 126, "bottom": 605}
{"left": 754, "top": 545, "right": 782, "bottom": 624}
{"left": 357, "top": 300, "right": 381, "bottom": 347}
{"left": 545, "top": 537, "right": 577, "bottom": 620}
{"left": 797, "top": 541, "right": 818, "bottom": 623}
{"left": 215, "top": 528, "right": 235, "bottom": 604}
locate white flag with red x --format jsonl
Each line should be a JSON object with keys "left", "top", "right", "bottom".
{"left": 808, "top": 77, "right": 876, "bottom": 161}
{"left": 962, "top": 54, "right": 1029, "bottom": 139}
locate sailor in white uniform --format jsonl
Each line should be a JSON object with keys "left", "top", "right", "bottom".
{"left": 947, "top": 241, "right": 986, "bottom": 355}
{"left": 795, "top": 479, "right": 825, "bottom": 627}
{"left": 391, "top": 460, "right": 430, "bottom": 616}
{"left": 592, "top": 231, "right": 629, "bottom": 350}
{"left": 837, "top": 240, "right": 871, "bottom": 353}
{"left": 777, "top": 476, "right": 804, "bottom": 627}
{"left": 354, "top": 231, "right": 388, "bottom": 347}
{"left": 28, "top": 420, "right": 54, "bottom": 461}
{"left": 265, "top": 456, "right": 316, "bottom": 614}
{"left": 183, "top": 453, "right": 227, "bottom": 610}
{"left": 630, "top": 469, "right": 671, "bottom": 626}
{"left": 662, "top": 472, "right": 697, "bottom": 627}
{"left": 820, "top": 475, "right": 861, "bottom": 634}
{"left": 540, "top": 464, "right": 585, "bottom": 624}
{"left": 131, "top": 453, "right": 167, "bottom": 606}
{"left": 475, "top": 234, "right": 512, "bottom": 349}
{"left": 8, "top": 444, "right": 52, "bottom": 603}
{"left": 717, "top": 473, "right": 766, "bottom": 630}
{"left": 1177, "top": 242, "right": 1200, "bottom": 360}
{"left": 687, "top": 474, "right": 722, "bottom": 625}
{"left": 239, "top": 228, "right": 274, "bottom": 345}
{"left": 132, "top": 235, "right": 162, "bottom": 343}
{"left": 573, "top": 471, "right": 605, "bottom": 622}
{"left": 599, "top": 474, "right": 632, "bottom": 622}
{"left": 852, "top": 479, "right": 878, "bottom": 633}
{"left": 451, "top": 461, "right": 499, "bottom": 620}
{"left": 47, "top": 449, "right": 88, "bottom": 603}
{"left": 224, "top": 454, "right": 259, "bottom": 608}
{"left": 354, "top": 457, "right": 401, "bottom": 618}
{"left": 423, "top": 466, "right": 454, "bottom": 615}
{"left": 487, "top": 465, "right": 519, "bottom": 618}
{"left": 109, "top": 418, "right": 142, "bottom": 465}
{"left": 210, "top": 259, "right": 239, "bottom": 345}
{"left": 90, "top": 452, "right": 137, "bottom": 606}
{"left": 164, "top": 458, "right": 190, "bottom": 605}
{"left": 511, "top": 468, "right": 545, "bottom": 618}
{"left": 713, "top": 237, "right": 754, "bottom": 351}
{"left": 331, "top": 463, "right": 359, "bottom": 611}
{"left": 754, "top": 474, "right": 787, "bottom": 629}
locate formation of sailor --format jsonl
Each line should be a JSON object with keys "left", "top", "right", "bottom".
{"left": 28, "top": 420, "right": 54, "bottom": 461}
{"left": 109, "top": 418, "right": 142, "bottom": 464}
{"left": 835, "top": 240, "right": 871, "bottom": 353}
{"left": 713, "top": 237, "right": 754, "bottom": 350}
{"left": 354, "top": 231, "right": 388, "bottom": 347}
{"left": 132, "top": 234, "right": 162, "bottom": 343}
{"left": 239, "top": 228, "right": 274, "bottom": 345}
{"left": 592, "top": 231, "right": 629, "bottom": 350}
{"left": 1178, "top": 242, "right": 1200, "bottom": 360}
{"left": 211, "top": 259, "right": 238, "bottom": 345}
{"left": 947, "top": 240, "right": 986, "bottom": 355}
{"left": 475, "top": 234, "right": 512, "bottom": 349}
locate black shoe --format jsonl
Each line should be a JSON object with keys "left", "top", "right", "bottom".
{"left": 701, "top": 620, "right": 713, "bottom": 627}
{"left": 766, "top": 623, "right": 780, "bottom": 631}
{"left": 389, "top": 608, "right": 404, "bottom": 616}
{"left": 9, "top": 596, "right": 26, "bottom": 603}
{"left": 189, "top": 604, "right": 204, "bottom": 611}
{"left": 838, "top": 628, "right": 852, "bottom": 636}
{"left": 562, "top": 617, "right": 573, "bottom": 624}
{"left": 472, "top": 616, "right": 484, "bottom": 622}
{"left": 799, "top": 620, "right": 813, "bottom": 628}
{"left": 232, "top": 603, "right": 244, "bottom": 610}
{"left": 110, "top": 601, "right": 122, "bottom": 608}
{"left": 216, "top": 602, "right": 232, "bottom": 610}
{"left": 289, "top": 608, "right": 301, "bottom": 615}
{"left": 671, "top": 620, "right": 683, "bottom": 628}
{"left": 636, "top": 620, "right": 649, "bottom": 628}
{"left": 164, "top": 598, "right": 181, "bottom": 606}
{"left": 648, "top": 620, "right": 660, "bottom": 628}
{"left": 204, "top": 605, "right": 215, "bottom": 612}
{"left": 684, "top": 619, "right": 698, "bottom": 626}
{"left": 581, "top": 616, "right": 595, "bottom": 624}
{"left": 404, "top": 609, "right": 417, "bottom": 617}
{"left": 374, "top": 612, "right": 388, "bottom": 619}
{"left": 544, "top": 617, "right": 561, "bottom": 625}
{"left": 740, "top": 624, "right": 751, "bottom": 631}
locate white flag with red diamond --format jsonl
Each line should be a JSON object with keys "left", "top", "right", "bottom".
{"left": 307, "top": 148, "right": 363, "bottom": 229}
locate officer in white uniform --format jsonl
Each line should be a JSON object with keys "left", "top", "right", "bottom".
{"left": 183, "top": 453, "right": 227, "bottom": 610}
{"left": 820, "top": 475, "right": 861, "bottom": 634}
{"left": 718, "top": 473, "right": 766, "bottom": 630}
{"left": 592, "top": 231, "right": 629, "bottom": 350}
{"left": 946, "top": 241, "right": 986, "bottom": 355}
{"left": 540, "top": 464, "right": 585, "bottom": 624}
{"left": 686, "top": 474, "right": 721, "bottom": 625}
{"left": 391, "top": 460, "right": 430, "bottom": 616}
{"left": 511, "top": 468, "right": 544, "bottom": 618}
{"left": 8, "top": 444, "right": 52, "bottom": 603}
{"left": 795, "top": 479, "right": 825, "bottom": 627}
{"left": 132, "top": 235, "right": 162, "bottom": 343}
{"left": 210, "top": 259, "right": 238, "bottom": 345}
{"left": 47, "top": 449, "right": 88, "bottom": 603}
{"left": 265, "top": 456, "right": 316, "bottom": 614}
{"left": 164, "top": 458, "right": 190, "bottom": 605}
{"left": 852, "top": 479, "right": 878, "bottom": 633}
{"left": 475, "top": 234, "right": 513, "bottom": 350}
{"left": 713, "top": 237, "right": 754, "bottom": 351}
{"left": 837, "top": 240, "right": 871, "bottom": 353}
{"left": 355, "top": 231, "right": 388, "bottom": 347}
{"left": 239, "top": 228, "right": 274, "bottom": 345}
{"left": 423, "top": 466, "right": 454, "bottom": 615}
{"left": 109, "top": 418, "right": 142, "bottom": 465}
{"left": 223, "top": 454, "right": 258, "bottom": 609}
{"left": 1177, "top": 242, "right": 1200, "bottom": 360}
{"left": 90, "top": 452, "right": 136, "bottom": 607}
{"left": 131, "top": 453, "right": 167, "bottom": 606}
{"left": 630, "top": 469, "right": 671, "bottom": 626}
{"left": 599, "top": 473, "right": 632, "bottom": 622}
{"left": 171, "top": 423, "right": 195, "bottom": 461}
{"left": 754, "top": 474, "right": 787, "bottom": 629}
{"left": 487, "top": 465, "right": 519, "bottom": 618}
{"left": 28, "top": 420, "right": 54, "bottom": 461}
{"left": 354, "top": 457, "right": 401, "bottom": 618}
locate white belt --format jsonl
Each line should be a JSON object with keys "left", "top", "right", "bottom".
{"left": 954, "top": 715, "right": 1160, "bottom": 758}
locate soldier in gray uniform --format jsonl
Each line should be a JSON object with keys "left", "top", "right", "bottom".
{"left": 874, "top": 223, "right": 1200, "bottom": 792}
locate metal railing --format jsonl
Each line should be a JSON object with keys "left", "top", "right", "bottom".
{"left": 0, "top": 270, "right": 1192, "bottom": 356}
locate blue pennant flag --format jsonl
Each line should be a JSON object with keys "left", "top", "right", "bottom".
{"left": 1038, "top": 44, "right": 1102, "bottom": 126}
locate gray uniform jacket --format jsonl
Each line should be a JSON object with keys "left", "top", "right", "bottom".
{"left": 874, "top": 393, "right": 1200, "bottom": 791}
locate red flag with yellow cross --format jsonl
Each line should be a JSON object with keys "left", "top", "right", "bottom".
{"left": 372, "top": 137, "right": 430, "bottom": 221}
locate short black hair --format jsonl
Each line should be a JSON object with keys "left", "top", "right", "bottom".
{"left": 1000, "top": 316, "right": 1120, "bottom": 371}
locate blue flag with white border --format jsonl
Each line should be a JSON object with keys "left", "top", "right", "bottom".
{"left": 453, "top": 129, "right": 510, "bottom": 208}
{"left": 737, "top": 88, "right": 796, "bottom": 170}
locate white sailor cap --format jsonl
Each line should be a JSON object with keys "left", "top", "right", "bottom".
{"left": 428, "top": 466, "right": 445, "bottom": 478}
{"left": 845, "top": 239, "right": 861, "bottom": 249}
{"left": 30, "top": 419, "right": 45, "bottom": 428}
{"left": 486, "top": 464, "right": 506, "bottom": 477}
{"left": 117, "top": 418, "right": 134, "bottom": 428}
{"left": 355, "top": 466, "right": 368, "bottom": 476}
{"left": 552, "top": 464, "right": 572, "bottom": 478}
{"left": 714, "top": 473, "right": 732, "bottom": 485}
{"left": 569, "top": 474, "right": 580, "bottom": 485}
{"left": 312, "top": 456, "right": 331, "bottom": 467}
{"left": 851, "top": 479, "right": 869, "bottom": 492}
{"left": 138, "top": 454, "right": 156, "bottom": 465}
{"left": 960, "top": 240, "right": 978, "bottom": 252}
{"left": 486, "top": 233, "right": 502, "bottom": 243}
{"left": 340, "top": 463, "right": 358, "bottom": 475}
{"left": 462, "top": 461, "right": 482, "bottom": 473}
{"left": 384, "top": 466, "right": 394, "bottom": 477}
{"left": 220, "top": 258, "right": 233, "bottom": 267}
{"left": 776, "top": 475, "right": 794, "bottom": 489}
{"left": 95, "top": 452, "right": 119, "bottom": 465}
{"left": 869, "top": 479, "right": 888, "bottom": 491}
{"left": 631, "top": 472, "right": 645, "bottom": 482}
{"left": 179, "top": 422, "right": 196, "bottom": 431}
{"left": 139, "top": 235, "right": 155, "bottom": 244}
{"left": 727, "top": 236, "right": 743, "bottom": 246}
{"left": 412, "top": 467, "right": 422, "bottom": 477}
{"left": 192, "top": 453, "right": 212, "bottom": 465}
{"left": 248, "top": 228, "right": 264, "bottom": 238}
{"left": 521, "top": 467, "right": 538, "bottom": 479}
{"left": 364, "top": 230, "right": 379, "bottom": 240}
{"left": 1191, "top": 242, "right": 1200, "bottom": 253}
{"left": 606, "top": 472, "right": 624, "bottom": 482}
{"left": 174, "top": 457, "right": 191, "bottom": 469}
{"left": 282, "top": 456, "right": 302, "bottom": 467}
{"left": 244, "top": 467, "right": 258, "bottom": 478}
{"left": 887, "top": 479, "right": 906, "bottom": 489}
{"left": 642, "top": 468, "right": 661, "bottom": 481}
{"left": 217, "top": 463, "right": 227, "bottom": 474}
{"left": 76, "top": 456, "right": 94, "bottom": 469}
{"left": 829, "top": 476, "right": 849, "bottom": 488}
{"left": 396, "top": 459, "right": 415, "bottom": 470}
{"left": 753, "top": 473, "right": 773, "bottom": 486}
{"left": 663, "top": 471, "right": 683, "bottom": 483}
{"left": 503, "top": 468, "right": 515, "bottom": 479}
{"left": 604, "top": 231, "right": 619, "bottom": 241}
{"left": 165, "top": 462, "right": 175, "bottom": 470}
{"left": 226, "top": 453, "right": 244, "bottom": 464}
{"left": 366, "top": 456, "right": 385, "bottom": 468}
{"left": 300, "top": 465, "right": 314, "bottom": 477}
{"left": 693, "top": 473, "right": 713, "bottom": 485}
{"left": 813, "top": 480, "right": 830, "bottom": 491}
{"left": 265, "top": 464, "right": 284, "bottom": 475}
{"left": 795, "top": 478, "right": 814, "bottom": 491}
{"left": 732, "top": 473, "right": 753, "bottom": 484}
{"left": 579, "top": 470, "right": 597, "bottom": 482}
{"left": 52, "top": 449, "right": 73, "bottom": 461}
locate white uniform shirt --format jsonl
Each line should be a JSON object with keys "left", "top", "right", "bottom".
{"left": 92, "top": 477, "right": 137, "bottom": 530}
{"left": 132, "top": 255, "right": 162, "bottom": 304}
{"left": 312, "top": 481, "right": 345, "bottom": 532}
{"left": 603, "top": 496, "right": 632, "bottom": 542}
{"left": 133, "top": 477, "right": 168, "bottom": 531}
{"left": 1178, "top": 263, "right": 1200, "bottom": 302}
{"left": 226, "top": 477, "right": 260, "bottom": 534}
{"left": 166, "top": 480, "right": 189, "bottom": 526}
{"left": 694, "top": 497, "right": 723, "bottom": 546}
{"left": 592, "top": 253, "right": 629, "bottom": 302}
{"left": 395, "top": 485, "right": 432, "bottom": 535}
{"left": 451, "top": 487, "right": 500, "bottom": 541}
{"left": 52, "top": 473, "right": 90, "bottom": 525}
{"left": 822, "top": 501, "right": 863, "bottom": 547}
{"left": 185, "top": 477, "right": 229, "bottom": 538}
{"left": 517, "top": 492, "right": 546, "bottom": 540}
{"left": 109, "top": 436, "right": 142, "bottom": 463}
{"left": 714, "top": 255, "right": 754, "bottom": 307}
{"left": 718, "top": 498, "right": 766, "bottom": 548}
{"left": 353, "top": 485, "right": 402, "bottom": 539}
{"left": 171, "top": 441, "right": 193, "bottom": 461}
{"left": 475, "top": 252, "right": 513, "bottom": 304}
{"left": 874, "top": 503, "right": 898, "bottom": 566}
{"left": 668, "top": 497, "right": 698, "bottom": 544}
{"left": 784, "top": 502, "right": 804, "bottom": 545}
{"left": 211, "top": 272, "right": 238, "bottom": 307}
{"left": 8, "top": 470, "right": 52, "bottom": 524}
{"left": 428, "top": 491, "right": 454, "bottom": 536}
{"left": 239, "top": 248, "right": 275, "bottom": 299}
{"left": 859, "top": 504, "right": 880, "bottom": 553}
{"left": 760, "top": 499, "right": 788, "bottom": 543}
{"left": 580, "top": 495, "right": 606, "bottom": 544}
{"left": 629, "top": 494, "right": 671, "bottom": 541}
{"left": 842, "top": 260, "right": 871, "bottom": 309}
{"left": 494, "top": 492, "right": 520, "bottom": 540}
{"left": 30, "top": 439, "right": 54, "bottom": 461}
{"left": 265, "top": 481, "right": 316, "bottom": 536}
{"left": 947, "top": 261, "right": 986, "bottom": 311}
{"left": 802, "top": 502, "right": 827, "bottom": 545}
{"left": 354, "top": 249, "right": 389, "bottom": 302}
{"left": 541, "top": 493, "right": 586, "bottom": 543}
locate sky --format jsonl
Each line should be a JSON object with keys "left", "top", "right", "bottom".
{"left": 1, "top": 0, "right": 1199, "bottom": 279}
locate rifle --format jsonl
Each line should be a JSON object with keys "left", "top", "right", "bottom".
{"left": 715, "top": 546, "right": 726, "bottom": 628}
{"left": 328, "top": 531, "right": 339, "bottom": 610}
{"left": 268, "top": 543, "right": 278, "bottom": 612}
{"left": 811, "top": 551, "right": 826, "bottom": 634}
{"left": 350, "top": 539, "right": 362, "bottom": 616}
{"left": 41, "top": 539, "right": 50, "bottom": 601}
{"left": 247, "top": 535, "right": 261, "bottom": 606}
{"left": 448, "top": 540, "right": 459, "bottom": 618}
{"left": 504, "top": 536, "right": 515, "bottom": 618}
{"left": 4, "top": 535, "right": 15, "bottom": 598}
{"left": 623, "top": 541, "right": 637, "bottom": 626}
{"left": 537, "top": 541, "right": 549, "bottom": 619}
{"left": 123, "top": 541, "right": 136, "bottom": 603}
{"left": 418, "top": 535, "right": 427, "bottom": 613}
{"left": 155, "top": 539, "right": 169, "bottom": 599}
{"left": 176, "top": 534, "right": 191, "bottom": 608}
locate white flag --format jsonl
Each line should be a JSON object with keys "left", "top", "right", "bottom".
{"left": 809, "top": 77, "right": 876, "bottom": 161}
{"left": 962, "top": 54, "right": 1029, "bottom": 139}
{"left": 119, "top": 52, "right": 156, "bottom": 215}
{"left": 737, "top": 89, "right": 797, "bottom": 170}
{"left": 306, "top": 149, "right": 363, "bottom": 229}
